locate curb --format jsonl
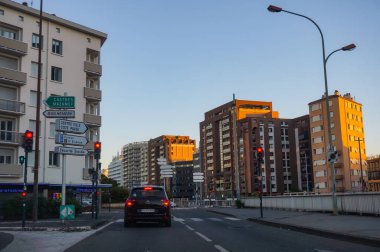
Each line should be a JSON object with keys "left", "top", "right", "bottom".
{"left": 248, "top": 218, "right": 380, "bottom": 248}
{"left": 206, "top": 209, "right": 236, "bottom": 218}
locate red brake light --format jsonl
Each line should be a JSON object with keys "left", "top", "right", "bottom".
{"left": 126, "top": 199, "right": 134, "bottom": 207}
{"left": 144, "top": 187, "right": 153, "bottom": 191}
{"left": 162, "top": 199, "right": 170, "bottom": 207}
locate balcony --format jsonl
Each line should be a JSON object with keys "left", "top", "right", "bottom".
{"left": 84, "top": 61, "right": 102, "bottom": 76}
{"left": 0, "top": 98, "right": 25, "bottom": 115}
{"left": 83, "top": 113, "right": 101, "bottom": 127}
{"left": 0, "top": 36, "right": 27, "bottom": 56}
{"left": 84, "top": 87, "right": 101, "bottom": 101}
{"left": 336, "top": 174, "right": 344, "bottom": 180}
{"left": 0, "top": 67, "right": 26, "bottom": 86}
{"left": 0, "top": 131, "right": 21, "bottom": 146}
{"left": 0, "top": 164, "right": 22, "bottom": 177}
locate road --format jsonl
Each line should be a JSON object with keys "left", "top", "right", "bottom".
{"left": 66, "top": 208, "right": 377, "bottom": 252}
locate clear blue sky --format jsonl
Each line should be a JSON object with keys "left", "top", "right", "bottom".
{"left": 23, "top": 0, "right": 380, "bottom": 168}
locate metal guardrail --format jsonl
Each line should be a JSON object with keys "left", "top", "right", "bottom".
{"left": 242, "top": 193, "right": 380, "bottom": 215}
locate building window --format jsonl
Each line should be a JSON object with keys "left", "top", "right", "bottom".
{"left": 0, "top": 26, "right": 17, "bottom": 40}
{"left": 32, "top": 33, "right": 42, "bottom": 49}
{"left": 31, "top": 61, "right": 42, "bottom": 77}
{"left": 87, "top": 37, "right": 91, "bottom": 43}
{"left": 49, "top": 151, "right": 59, "bottom": 166}
{"left": 30, "top": 91, "right": 37, "bottom": 107}
{"left": 19, "top": 16, "right": 24, "bottom": 21}
{"left": 56, "top": 27, "right": 60, "bottom": 33}
{"left": 51, "top": 66, "right": 62, "bottom": 82}
{"left": 310, "top": 103, "right": 321, "bottom": 112}
{"left": 0, "top": 9, "right": 4, "bottom": 15}
{"left": 52, "top": 39, "right": 63, "bottom": 55}
{"left": 311, "top": 115, "right": 322, "bottom": 122}
{"left": 330, "top": 111, "right": 334, "bottom": 118}
{"left": 50, "top": 122, "right": 56, "bottom": 138}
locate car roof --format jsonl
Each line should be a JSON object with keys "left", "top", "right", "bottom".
{"left": 131, "top": 185, "right": 164, "bottom": 189}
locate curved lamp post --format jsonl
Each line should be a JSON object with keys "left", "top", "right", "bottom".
{"left": 268, "top": 5, "right": 356, "bottom": 215}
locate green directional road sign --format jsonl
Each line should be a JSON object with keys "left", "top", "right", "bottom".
{"left": 44, "top": 96, "right": 75, "bottom": 109}
{"left": 60, "top": 205, "right": 75, "bottom": 220}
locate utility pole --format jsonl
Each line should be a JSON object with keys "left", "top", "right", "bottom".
{"left": 32, "top": 0, "right": 43, "bottom": 222}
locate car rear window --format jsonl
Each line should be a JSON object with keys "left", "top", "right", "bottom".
{"left": 130, "top": 188, "right": 166, "bottom": 199}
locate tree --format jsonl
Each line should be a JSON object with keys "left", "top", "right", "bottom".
{"left": 100, "top": 174, "right": 118, "bottom": 187}
{"left": 100, "top": 174, "right": 128, "bottom": 203}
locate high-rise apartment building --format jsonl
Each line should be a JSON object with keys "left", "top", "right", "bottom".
{"left": 108, "top": 154, "right": 123, "bottom": 186}
{"left": 0, "top": 1, "right": 107, "bottom": 197}
{"left": 122, "top": 142, "right": 148, "bottom": 190}
{"left": 199, "top": 100, "right": 278, "bottom": 199}
{"left": 148, "top": 135, "right": 195, "bottom": 185}
{"left": 309, "top": 91, "right": 367, "bottom": 193}
{"left": 237, "top": 114, "right": 312, "bottom": 196}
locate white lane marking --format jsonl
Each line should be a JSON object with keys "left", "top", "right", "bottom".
{"left": 314, "top": 250, "right": 334, "bottom": 252}
{"left": 185, "top": 225, "right": 194, "bottom": 231}
{"left": 214, "top": 244, "right": 230, "bottom": 252}
{"left": 115, "top": 219, "right": 124, "bottom": 223}
{"left": 190, "top": 218, "right": 203, "bottom": 222}
{"left": 224, "top": 217, "right": 241, "bottom": 221}
{"left": 208, "top": 218, "right": 222, "bottom": 222}
{"left": 173, "top": 217, "right": 185, "bottom": 222}
{"left": 195, "top": 231, "right": 212, "bottom": 242}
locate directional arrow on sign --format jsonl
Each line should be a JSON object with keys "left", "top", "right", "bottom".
{"left": 55, "top": 134, "right": 88, "bottom": 146}
{"left": 43, "top": 110, "right": 75, "bottom": 118}
{"left": 55, "top": 146, "right": 88, "bottom": 156}
{"left": 44, "top": 96, "right": 75, "bottom": 109}
{"left": 55, "top": 119, "right": 88, "bottom": 134}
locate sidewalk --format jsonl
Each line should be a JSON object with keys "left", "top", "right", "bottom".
{"left": 207, "top": 207, "right": 380, "bottom": 247}
{"left": 0, "top": 210, "right": 119, "bottom": 232}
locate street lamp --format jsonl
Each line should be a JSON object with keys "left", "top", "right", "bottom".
{"left": 268, "top": 4, "right": 356, "bottom": 215}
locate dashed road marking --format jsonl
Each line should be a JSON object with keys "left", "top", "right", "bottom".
{"left": 214, "top": 244, "right": 229, "bottom": 252}
{"left": 190, "top": 218, "right": 203, "bottom": 222}
{"left": 208, "top": 218, "right": 222, "bottom": 222}
{"left": 185, "top": 225, "right": 194, "bottom": 231}
{"left": 195, "top": 231, "right": 212, "bottom": 242}
{"left": 224, "top": 217, "right": 241, "bottom": 221}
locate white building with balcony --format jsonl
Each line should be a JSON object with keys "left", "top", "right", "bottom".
{"left": 0, "top": 0, "right": 108, "bottom": 200}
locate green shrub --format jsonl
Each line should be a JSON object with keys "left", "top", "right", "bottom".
{"left": 235, "top": 199, "right": 245, "bottom": 208}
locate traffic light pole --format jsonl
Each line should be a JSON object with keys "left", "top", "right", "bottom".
{"left": 22, "top": 151, "right": 28, "bottom": 228}
{"left": 95, "top": 157, "right": 99, "bottom": 219}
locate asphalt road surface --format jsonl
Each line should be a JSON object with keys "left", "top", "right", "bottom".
{"left": 65, "top": 208, "right": 378, "bottom": 252}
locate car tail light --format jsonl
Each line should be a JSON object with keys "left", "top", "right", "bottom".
{"left": 144, "top": 187, "right": 153, "bottom": 191}
{"left": 162, "top": 199, "right": 170, "bottom": 207}
{"left": 126, "top": 199, "right": 134, "bottom": 207}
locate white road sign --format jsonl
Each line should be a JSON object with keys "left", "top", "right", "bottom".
{"left": 55, "top": 134, "right": 89, "bottom": 146}
{"left": 55, "top": 146, "right": 88, "bottom": 156}
{"left": 55, "top": 119, "right": 88, "bottom": 134}
{"left": 43, "top": 110, "right": 75, "bottom": 118}
{"left": 160, "top": 165, "right": 174, "bottom": 170}
{"left": 161, "top": 174, "right": 173, "bottom": 178}
{"left": 161, "top": 170, "right": 174, "bottom": 174}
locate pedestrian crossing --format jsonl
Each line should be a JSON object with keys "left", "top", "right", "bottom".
{"left": 173, "top": 216, "right": 241, "bottom": 223}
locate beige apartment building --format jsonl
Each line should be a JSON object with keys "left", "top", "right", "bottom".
{"left": 309, "top": 91, "right": 367, "bottom": 193}
{"left": 0, "top": 0, "right": 107, "bottom": 198}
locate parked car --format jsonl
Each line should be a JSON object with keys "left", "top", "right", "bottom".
{"left": 81, "top": 198, "right": 92, "bottom": 207}
{"left": 124, "top": 185, "right": 171, "bottom": 227}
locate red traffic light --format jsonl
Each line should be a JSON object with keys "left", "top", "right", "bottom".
{"left": 25, "top": 131, "right": 33, "bottom": 139}
{"left": 257, "top": 147, "right": 263, "bottom": 153}
{"left": 21, "top": 191, "right": 27, "bottom": 197}
{"left": 94, "top": 141, "right": 101, "bottom": 150}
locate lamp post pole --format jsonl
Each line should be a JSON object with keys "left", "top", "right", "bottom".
{"left": 268, "top": 5, "right": 356, "bottom": 215}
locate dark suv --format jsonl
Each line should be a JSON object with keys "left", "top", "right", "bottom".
{"left": 124, "top": 185, "right": 171, "bottom": 227}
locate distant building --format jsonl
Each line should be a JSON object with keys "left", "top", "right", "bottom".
{"left": 199, "top": 99, "right": 278, "bottom": 199}
{"left": 108, "top": 154, "right": 123, "bottom": 186}
{"left": 172, "top": 161, "right": 194, "bottom": 199}
{"left": 102, "top": 168, "right": 109, "bottom": 177}
{"left": 368, "top": 155, "right": 380, "bottom": 192}
{"left": 122, "top": 142, "right": 148, "bottom": 190}
{"left": 309, "top": 91, "right": 367, "bottom": 193}
{"left": 238, "top": 115, "right": 312, "bottom": 195}
{"left": 148, "top": 135, "right": 196, "bottom": 186}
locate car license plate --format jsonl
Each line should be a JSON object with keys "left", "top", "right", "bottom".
{"left": 140, "top": 209, "right": 155, "bottom": 213}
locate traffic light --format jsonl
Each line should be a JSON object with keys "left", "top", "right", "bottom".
{"left": 257, "top": 147, "right": 264, "bottom": 163}
{"left": 21, "top": 191, "right": 27, "bottom": 198}
{"left": 94, "top": 141, "right": 101, "bottom": 159}
{"left": 22, "top": 130, "right": 34, "bottom": 152}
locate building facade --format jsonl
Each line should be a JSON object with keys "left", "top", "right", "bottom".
{"left": 309, "top": 91, "right": 367, "bottom": 193}
{"left": 122, "top": 141, "right": 148, "bottom": 190}
{"left": 172, "top": 161, "right": 194, "bottom": 199}
{"left": 108, "top": 154, "right": 123, "bottom": 186}
{"left": 0, "top": 1, "right": 107, "bottom": 198}
{"left": 199, "top": 100, "right": 278, "bottom": 199}
{"left": 147, "top": 135, "right": 196, "bottom": 185}
{"left": 368, "top": 155, "right": 380, "bottom": 192}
